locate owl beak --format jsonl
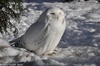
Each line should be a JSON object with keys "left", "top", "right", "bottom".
{"left": 57, "top": 16, "right": 59, "bottom": 19}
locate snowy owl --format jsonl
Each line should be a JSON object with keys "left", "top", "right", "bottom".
{"left": 10, "top": 7, "right": 66, "bottom": 55}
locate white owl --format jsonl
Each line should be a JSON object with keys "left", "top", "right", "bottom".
{"left": 10, "top": 7, "right": 66, "bottom": 56}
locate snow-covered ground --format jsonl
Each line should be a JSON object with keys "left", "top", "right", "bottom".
{"left": 0, "top": 1, "right": 100, "bottom": 66}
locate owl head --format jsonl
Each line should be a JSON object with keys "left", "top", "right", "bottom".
{"left": 38, "top": 7, "right": 65, "bottom": 23}
{"left": 46, "top": 7, "right": 65, "bottom": 20}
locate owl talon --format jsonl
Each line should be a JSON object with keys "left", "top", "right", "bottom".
{"left": 54, "top": 48, "right": 59, "bottom": 52}
{"left": 47, "top": 51, "right": 58, "bottom": 56}
{"left": 47, "top": 53, "right": 55, "bottom": 56}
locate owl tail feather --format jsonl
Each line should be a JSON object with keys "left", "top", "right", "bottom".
{"left": 9, "top": 37, "right": 24, "bottom": 48}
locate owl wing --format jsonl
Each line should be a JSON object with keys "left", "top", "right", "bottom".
{"left": 21, "top": 21, "right": 48, "bottom": 45}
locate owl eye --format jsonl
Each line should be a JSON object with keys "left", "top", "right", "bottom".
{"left": 50, "top": 12, "right": 55, "bottom": 15}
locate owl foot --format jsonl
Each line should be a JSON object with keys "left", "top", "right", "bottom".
{"left": 47, "top": 50, "right": 59, "bottom": 56}
{"left": 54, "top": 48, "right": 59, "bottom": 52}
{"left": 47, "top": 52, "right": 56, "bottom": 56}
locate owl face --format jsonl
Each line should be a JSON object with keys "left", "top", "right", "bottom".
{"left": 46, "top": 7, "right": 65, "bottom": 21}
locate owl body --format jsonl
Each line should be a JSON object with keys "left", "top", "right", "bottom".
{"left": 20, "top": 7, "right": 66, "bottom": 55}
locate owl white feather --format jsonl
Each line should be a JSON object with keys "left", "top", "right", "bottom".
{"left": 10, "top": 7, "right": 66, "bottom": 55}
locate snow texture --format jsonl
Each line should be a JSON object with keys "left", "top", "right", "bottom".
{"left": 0, "top": 1, "right": 100, "bottom": 66}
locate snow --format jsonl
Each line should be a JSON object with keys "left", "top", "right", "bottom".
{"left": 0, "top": 1, "right": 100, "bottom": 66}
